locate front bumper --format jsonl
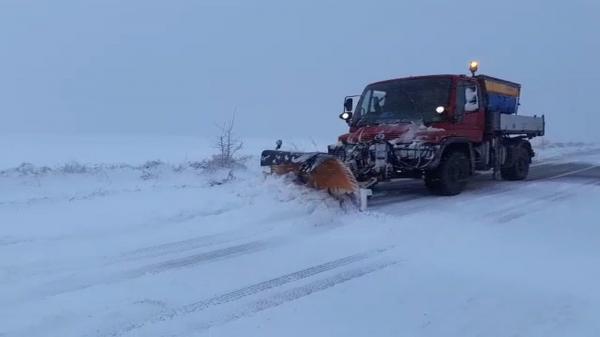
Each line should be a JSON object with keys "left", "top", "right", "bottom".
{"left": 391, "top": 142, "right": 440, "bottom": 168}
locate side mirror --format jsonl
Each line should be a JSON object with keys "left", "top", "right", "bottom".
{"left": 341, "top": 95, "right": 360, "bottom": 124}
{"left": 344, "top": 97, "right": 353, "bottom": 112}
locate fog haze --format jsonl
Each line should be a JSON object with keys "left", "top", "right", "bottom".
{"left": 1, "top": 0, "right": 598, "bottom": 141}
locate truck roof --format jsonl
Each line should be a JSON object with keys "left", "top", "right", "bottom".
{"left": 368, "top": 74, "right": 456, "bottom": 86}
{"left": 368, "top": 74, "right": 520, "bottom": 88}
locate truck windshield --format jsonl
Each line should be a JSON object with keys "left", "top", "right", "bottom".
{"left": 353, "top": 77, "right": 452, "bottom": 126}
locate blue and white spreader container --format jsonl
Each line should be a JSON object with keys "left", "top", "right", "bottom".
{"left": 477, "top": 75, "right": 521, "bottom": 114}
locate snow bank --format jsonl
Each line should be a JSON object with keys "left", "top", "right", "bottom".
{"left": 0, "top": 133, "right": 334, "bottom": 169}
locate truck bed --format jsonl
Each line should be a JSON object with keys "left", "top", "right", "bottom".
{"left": 489, "top": 111, "right": 545, "bottom": 136}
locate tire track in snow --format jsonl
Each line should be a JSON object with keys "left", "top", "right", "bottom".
{"left": 189, "top": 261, "right": 397, "bottom": 335}
{"left": 0, "top": 203, "right": 237, "bottom": 251}
{"left": 106, "top": 247, "right": 392, "bottom": 337}
{"left": 118, "top": 222, "right": 278, "bottom": 263}
{"left": 485, "top": 176, "right": 600, "bottom": 223}
{"left": 29, "top": 241, "right": 269, "bottom": 301}
{"left": 119, "top": 233, "right": 225, "bottom": 260}
{"left": 129, "top": 240, "right": 267, "bottom": 275}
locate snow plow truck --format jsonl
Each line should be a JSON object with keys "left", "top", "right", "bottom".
{"left": 261, "top": 62, "right": 545, "bottom": 209}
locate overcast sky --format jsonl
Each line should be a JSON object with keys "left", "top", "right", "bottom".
{"left": 1, "top": 0, "right": 599, "bottom": 141}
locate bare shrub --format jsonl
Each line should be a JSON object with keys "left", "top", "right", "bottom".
{"left": 203, "top": 115, "right": 248, "bottom": 171}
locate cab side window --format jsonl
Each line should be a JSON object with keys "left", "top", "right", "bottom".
{"left": 357, "top": 90, "right": 372, "bottom": 117}
{"left": 464, "top": 86, "right": 479, "bottom": 112}
{"left": 456, "top": 82, "right": 480, "bottom": 121}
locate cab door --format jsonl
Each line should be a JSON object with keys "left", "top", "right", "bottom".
{"left": 451, "top": 78, "right": 485, "bottom": 142}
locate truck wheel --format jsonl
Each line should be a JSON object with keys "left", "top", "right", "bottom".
{"left": 501, "top": 147, "right": 530, "bottom": 180}
{"left": 424, "top": 174, "right": 441, "bottom": 192}
{"left": 425, "top": 151, "right": 470, "bottom": 196}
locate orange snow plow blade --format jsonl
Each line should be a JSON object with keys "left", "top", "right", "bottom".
{"left": 261, "top": 150, "right": 359, "bottom": 197}
{"left": 305, "top": 156, "right": 359, "bottom": 195}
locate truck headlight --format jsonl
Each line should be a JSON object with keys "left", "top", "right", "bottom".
{"left": 339, "top": 112, "right": 351, "bottom": 120}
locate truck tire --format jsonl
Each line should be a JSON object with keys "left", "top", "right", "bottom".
{"left": 425, "top": 151, "right": 470, "bottom": 195}
{"left": 424, "top": 174, "right": 441, "bottom": 192}
{"left": 501, "top": 146, "right": 530, "bottom": 180}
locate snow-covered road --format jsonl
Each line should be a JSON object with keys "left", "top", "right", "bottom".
{"left": 2, "top": 141, "right": 600, "bottom": 337}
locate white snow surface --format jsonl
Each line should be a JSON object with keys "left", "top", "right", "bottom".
{"left": 1, "top": 134, "right": 600, "bottom": 337}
